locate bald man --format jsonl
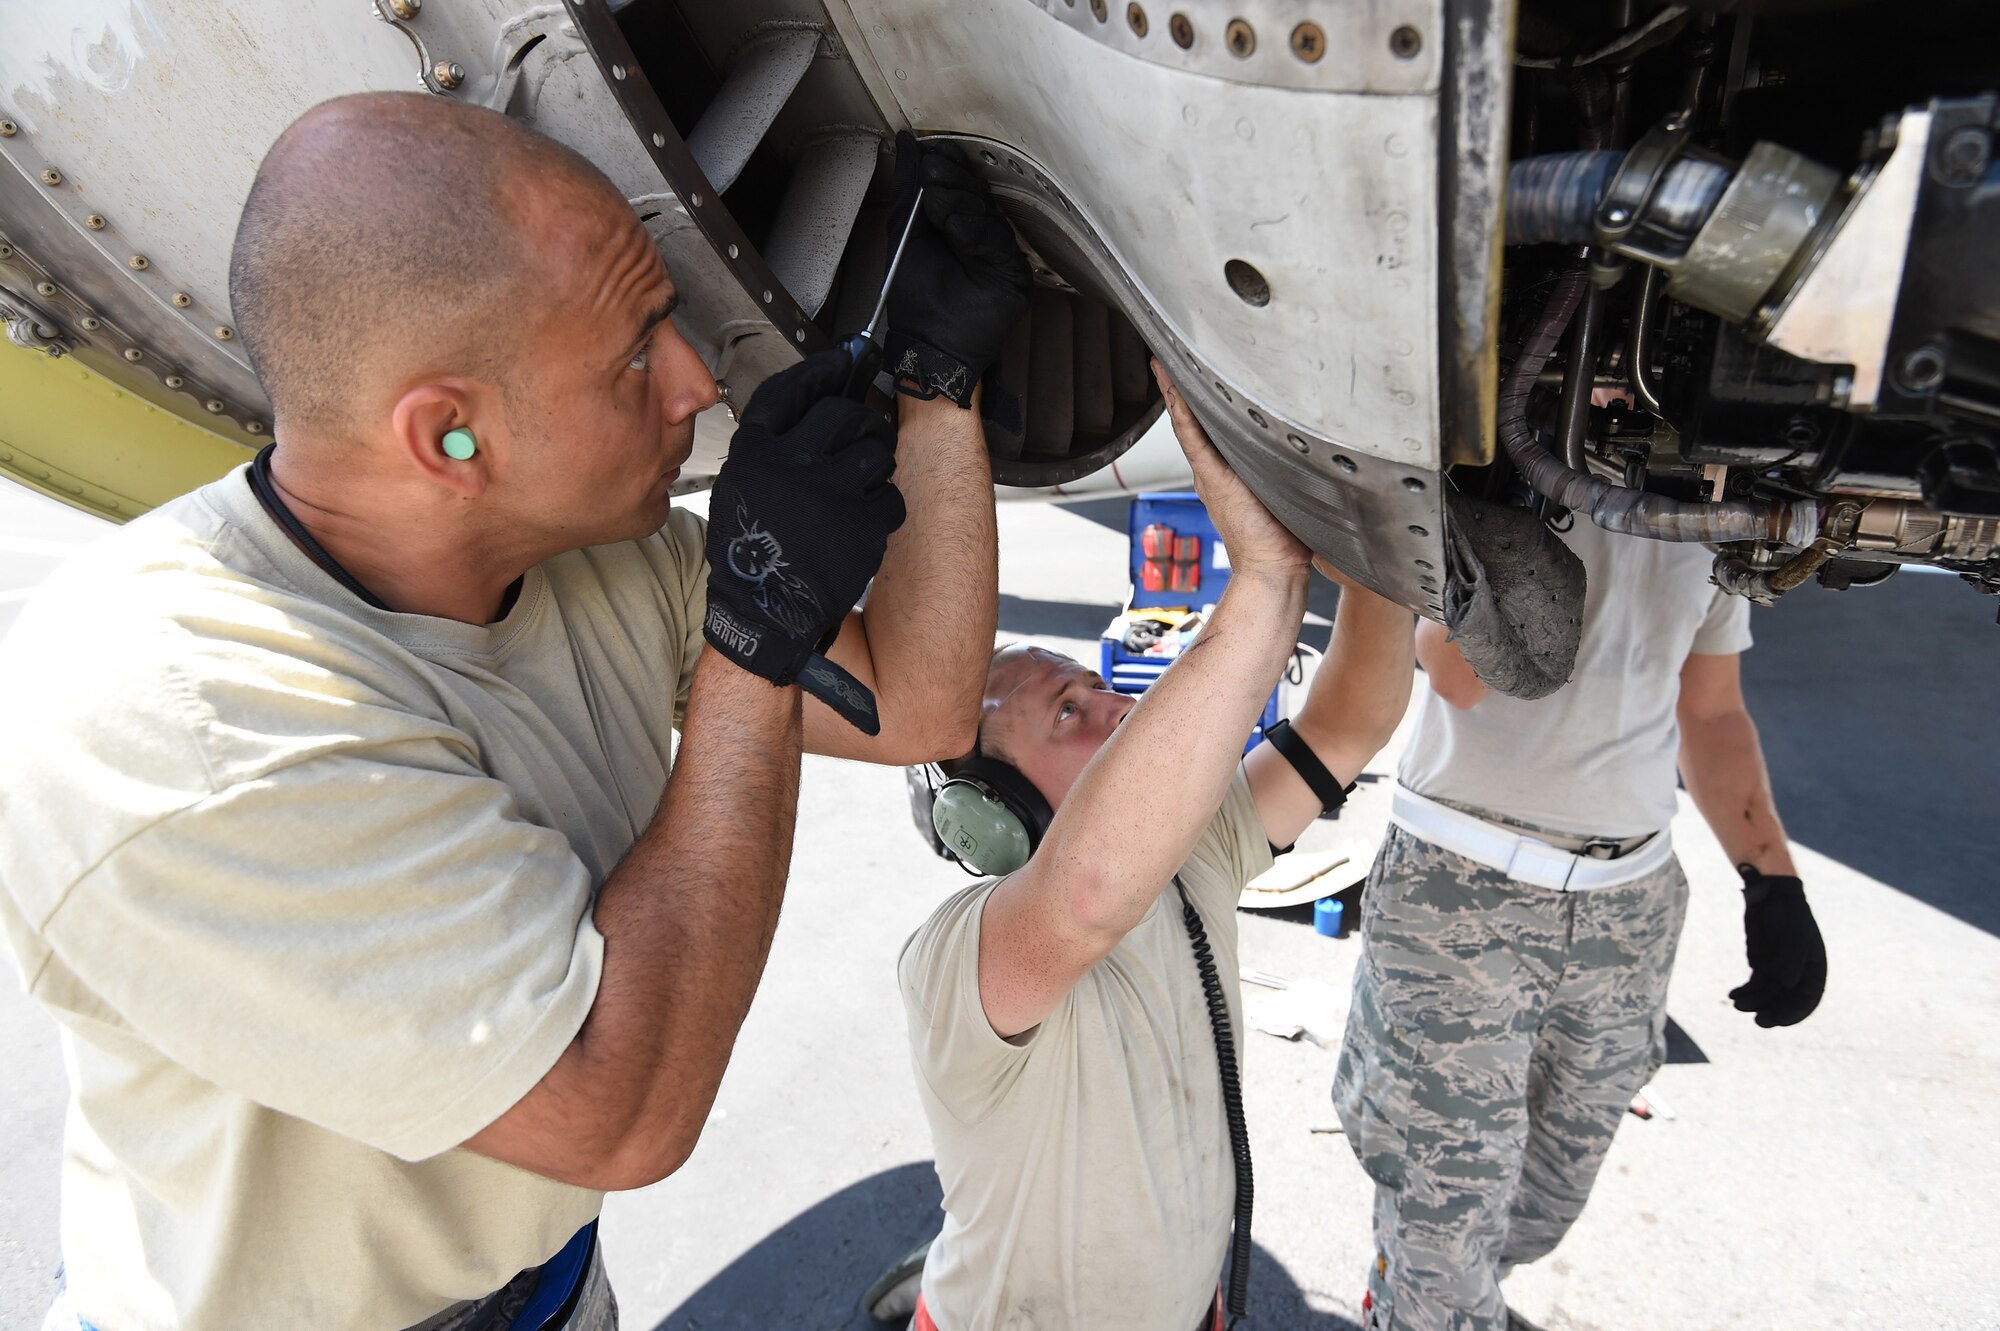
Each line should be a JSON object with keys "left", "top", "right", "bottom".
{"left": 0, "top": 95, "right": 1026, "bottom": 1330}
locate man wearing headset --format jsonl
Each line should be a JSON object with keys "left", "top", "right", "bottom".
{"left": 897, "top": 364, "right": 1417, "bottom": 1331}
{"left": 0, "top": 96, "right": 1027, "bottom": 1330}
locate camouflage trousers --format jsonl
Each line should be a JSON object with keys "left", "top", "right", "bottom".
{"left": 1332, "top": 823, "right": 1689, "bottom": 1331}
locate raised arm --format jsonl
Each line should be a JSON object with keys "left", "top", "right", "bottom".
{"left": 806, "top": 392, "right": 996, "bottom": 764}
{"left": 976, "top": 365, "right": 1309, "bottom": 1038}
{"left": 805, "top": 135, "right": 1028, "bottom": 765}
{"left": 1246, "top": 570, "right": 1416, "bottom": 850}
{"left": 463, "top": 356, "right": 903, "bottom": 1189}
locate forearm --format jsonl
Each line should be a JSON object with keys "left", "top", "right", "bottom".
{"left": 1416, "top": 617, "right": 1489, "bottom": 708}
{"left": 1678, "top": 711, "right": 1796, "bottom": 876}
{"left": 1039, "top": 569, "right": 1307, "bottom": 935}
{"left": 1253, "top": 585, "right": 1415, "bottom": 847}
{"left": 1293, "top": 587, "right": 1416, "bottom": 777}
{"left": 541, "top": 657, "right": 803, "bottom": 1184}
{"left": 835, "top": 394, "right": 997, "bottom": 761}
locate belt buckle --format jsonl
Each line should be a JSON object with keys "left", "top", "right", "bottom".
{"left": 1580, "top": 838, "right": 1624, "bottom": 861}
{"left": 1505, "top": 837, "right": 1580, "bottom": 890}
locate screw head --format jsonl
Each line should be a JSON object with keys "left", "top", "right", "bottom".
{"left": 246, "top": 420, "right": 266, "bottom": 434}
{"left": 204, "top": 398, "right": 226, "bottom": 413}
{"left": 1287, "top": 433, "right": 1310, "bottom": 454}
{"left": 1897, "top": 345, "right": 1947, "bottom": 393}
{"left": 84, "top": 213, "right": 107, "bottom": 230}
{"left": 123, "top": 347, "right": 143, "bottom": 362}
{"left": 163, "top": 374, "right": 184, "bottom": 388}
{"left": 172, "top": 291, "right": 192, "bottom": 308}
{"left": 40, "top": 168, "right": 62, "bottom": 187}
{"left": 433, "top": 61, "right": 464, "bottom": 89}
{"left": 1169, "top": 12, "right": 1193, "bottom": 47}
{"left": 0, "top": 120, "right": 17, "bottom": 137}
{"left": 1290, "top": 22, "right": 1325, "bottom": 62}
{"left": 35, "top": 280, "right": 56, "bottom": 297}
{"left": 1605, "top": 205, "right": 1631, "bottom": 227}
{"left": 1389, "top": 25, "right": 1423, "bottom": 59}
{"left": 1088, "top": 0, "right": 1107, "bottom": 22}
{"left": 1225, "top": 18, "right": 1255, "bottom": 57}
{"left": 385, "top": 0, "right": 420, "bottom": 16}
{"left": 0, "top": 243, "right": 11, "bottom": 260}
{"left": 214, "top": 325, "right": 235, "bottom": 341}
{"left": 1939, "top": 126, "right": 1991, "bottom": 186}
{"left": 78, "top": 316, "right": 100, "bottom": 331}
{"left": 128, "top": 254, "right": 149, "bottom": 271}
{"left": 1126, "top": 3, "right": 1147, "bottom": 36}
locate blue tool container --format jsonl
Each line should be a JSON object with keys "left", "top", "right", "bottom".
{"left": 1099, "top": 492, "right": 1282, "bottom": 749}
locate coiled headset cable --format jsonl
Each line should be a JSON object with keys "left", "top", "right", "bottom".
{"left": 1174, "top": 875, "right": 1252, "bottom": 1326}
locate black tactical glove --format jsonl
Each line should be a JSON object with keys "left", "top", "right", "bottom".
{"left": 704, "top": 348, "right": 906, "bottom": 734}
{"left": 1728, "top": 866, "right": 1827, "bottom": 1028}
{"left": 883, "top": 131, "right": 1033, "bottom": 407}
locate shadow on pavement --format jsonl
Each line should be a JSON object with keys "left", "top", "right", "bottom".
{"left": 1738, "top": 571, "right": 1999, "bottom": 938}
{"left": 646, "top": 1162, "right": 941, "bottom": 1331}
{"left": 643, "top": 1162, "right": 1359, "bottom": 1330}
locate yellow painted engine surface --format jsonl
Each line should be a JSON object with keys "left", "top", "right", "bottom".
{"left": 0, "top": 341, "right": 251, "bottom": 524}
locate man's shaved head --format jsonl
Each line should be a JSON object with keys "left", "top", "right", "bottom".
{"left": 976, "top": 644, "right": 1136, "bottom": 808}
{"left": 228, "top": 92, "right": 623, "bottom": 436}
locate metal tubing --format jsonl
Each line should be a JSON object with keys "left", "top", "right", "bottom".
{"left": 1499, "top": 269, "right": 1819, "bottom": 545}
{"left": 1628, "top": 265, "right": 1666, "bottom": 416}
{"left": 1558, "top": 262, "right": 1606, "bottom": 469}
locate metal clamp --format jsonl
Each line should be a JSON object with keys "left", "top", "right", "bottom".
{"left": 1594, "top": 114, "right": 1695, "bottom": 258}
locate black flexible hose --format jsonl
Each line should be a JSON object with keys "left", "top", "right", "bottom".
{"left": 1175, "top": 876, "right": 1252, "bottom": 1326}
{"left": 1499, "top": 270, "right": 1820, "bottom": 544}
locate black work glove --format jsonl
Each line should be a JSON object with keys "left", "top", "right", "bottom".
{"left": 883, "top": 131, "right": 1032, "bottom": 407}
{"left": 704, "top": 349, "right": 906, "bottom": 734}
{"left": 1728, "top": 867, "right": 1827, "bottom": 1028}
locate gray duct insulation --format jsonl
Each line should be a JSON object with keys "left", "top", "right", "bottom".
{"left": 1504, "top": 151, "right": 1735, "bottom": 246}
{"left": 1500, "top": 270, "right": 1820, "bottom": 545}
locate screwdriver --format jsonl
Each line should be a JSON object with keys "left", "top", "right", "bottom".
{"left": 839, "top": 186, "right": 924, "bottom": 401}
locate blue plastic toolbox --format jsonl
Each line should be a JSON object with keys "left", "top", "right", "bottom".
{"left": 1099, "top": 492, "right": 1282, "bottom": 748}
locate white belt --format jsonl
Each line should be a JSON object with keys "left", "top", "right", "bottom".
{"left": 1389, "top": 784, "right": 1673, "bottom": 891}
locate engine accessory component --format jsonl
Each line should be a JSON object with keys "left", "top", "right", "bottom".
{"left": 1441, "top": 491, "right": 1587, "bottom": 701}
{"left": 1762, "top": 106, "right": 1931, "bottom": 407}
{"left": 1501, "top": 270, "right": 1820, "bottom": 544}
{"left": 1852, "top": 501, "right": 2000, "bottom": 564}
{"left": 1711, "top": 502, "right": 1863, "bottom": 604}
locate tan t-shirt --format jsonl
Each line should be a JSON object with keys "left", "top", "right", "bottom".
{"left": 899, "top": 770, "right": 1272, "bottom": 1331}
{"left": 0, "top": 466, "right": 708, "bottom": 1330}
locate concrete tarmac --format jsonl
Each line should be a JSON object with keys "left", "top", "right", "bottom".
{"left": 1, "top": 481, "right": 1996, "bottom": 1329}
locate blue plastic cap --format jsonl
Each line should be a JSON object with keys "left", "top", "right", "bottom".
{"left": 1314, "top": 897, "right": 1344, "bottom": 938}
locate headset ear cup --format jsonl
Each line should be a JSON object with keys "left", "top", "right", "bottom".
{"left": 931, "top": 756, "right": 1053, "bottom": 876}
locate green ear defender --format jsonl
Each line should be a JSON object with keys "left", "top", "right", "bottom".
{"left": 441, "top": 428, "right": 477, "bottom": 460}
{"left": 926, "top": 756, "right": 1054, "bottom": 877}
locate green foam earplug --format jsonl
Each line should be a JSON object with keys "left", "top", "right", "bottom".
{"left": 442, "top": 428, "right": 477, "bottom": 461}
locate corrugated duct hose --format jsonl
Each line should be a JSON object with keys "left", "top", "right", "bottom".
{"left": 1498, "top": 267, "right": 1820, "bottom": 544}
